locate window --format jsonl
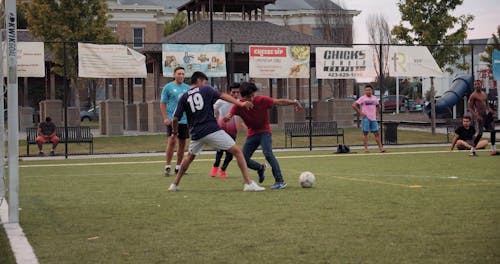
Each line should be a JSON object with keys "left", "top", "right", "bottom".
{"left": 134, "top": 78, "right": 143, "bottom": 87}
{"left": 133, "top": 28, "right": 144, "bottom": 48}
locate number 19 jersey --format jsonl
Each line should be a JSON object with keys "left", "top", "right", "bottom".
{"left": 174, "top": 85, "right": 222, "bottom": 140}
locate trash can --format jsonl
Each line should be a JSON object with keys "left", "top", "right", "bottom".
{"left": 383, "top": 122, "right": 399, "bottom": 145}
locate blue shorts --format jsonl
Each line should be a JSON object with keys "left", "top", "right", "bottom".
{"left": 362, "top": 117, "right": 379, "bottom": 134}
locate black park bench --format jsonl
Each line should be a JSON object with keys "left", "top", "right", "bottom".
{"left": 26, "top": 127, "right": 94, "bottom": 156}
{"left": 284, "top": 121, "right": 344, "bottom": 148}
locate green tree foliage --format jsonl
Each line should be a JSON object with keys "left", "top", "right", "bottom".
{"left": 164, "top": 12, "right": 187, "bottom": 36}
{"left": 480, "top": 26, "right": 500, "bottom": 68}
{"left": 391, "top": 0, "right": 474, "bottom": 73}
{"left": 24, "top": 0, "right": 116, "bottom": 106}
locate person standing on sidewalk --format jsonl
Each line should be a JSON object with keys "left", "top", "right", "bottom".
{"left": 223, "top": 82, "right": 303, "bottom": 190}
{"left": 210, "top": 82, "right": 244, "bottom": 178}
{"left": 160, "top": 66, "right": 190, "bottom": 176}
{"left": 168, "top": 72, "right": 265, "bottom": 192}
{"left": 352, "top": 84, "right": 385, "bottom": 153}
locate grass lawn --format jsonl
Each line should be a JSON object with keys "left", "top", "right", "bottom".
{"left": 9, "top": 148, "right": 500, "bottom": 263}
{"left": 21, "top": 127, "right": 450, "bottom": 156}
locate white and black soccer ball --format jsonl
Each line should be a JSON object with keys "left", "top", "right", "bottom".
{"left": 299, "top": 171, "right": 315, "bottom": 188}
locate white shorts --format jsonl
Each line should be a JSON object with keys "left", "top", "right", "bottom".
{"left": 189, "top": 130, "right": 236, "bottom": 155}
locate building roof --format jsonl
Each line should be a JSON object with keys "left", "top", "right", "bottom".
{"left": 267, "top": 0, "right": 342, "bottom": 11}
{"left": 158, "top": 20, "right": 330, "bottom": 53}
{"left": 114, "top": 0, "right": 189, "bottom": 9}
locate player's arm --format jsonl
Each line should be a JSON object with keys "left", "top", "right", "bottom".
{"left": 220, "top": 93, "right": 253, "bottom": 110}
{"left": 352, "top": 102, "right": 365, "bottom": 118}
{"left": 273, "top": 98, "right": 303, "bottom": 112}
{"left": 160, "top": 102, "right": 170, "bottom": 126}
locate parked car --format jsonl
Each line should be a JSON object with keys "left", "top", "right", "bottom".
{"left": 382, "top": 95, "right": 408, "bottom": 112}
{"left": 80, "top": 106, "right": 99, "bottom": 122}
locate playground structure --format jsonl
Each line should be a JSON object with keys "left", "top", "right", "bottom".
{"left": 424, "top": 75, "right": 474, "bottom": 118}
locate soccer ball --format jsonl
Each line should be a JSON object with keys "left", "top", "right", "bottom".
{"left": 299, "top": 171, "right": 315, "bottom": 188}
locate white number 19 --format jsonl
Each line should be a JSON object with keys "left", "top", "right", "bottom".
{"left": 187, "top": 93, "right": 204, "bottom": 112}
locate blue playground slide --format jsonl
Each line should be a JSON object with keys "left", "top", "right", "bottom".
{"left": 424, "top": 75, "right": 473, "bottom": 116}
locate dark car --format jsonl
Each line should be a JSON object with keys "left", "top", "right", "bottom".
{"left": 382, "top": 95, "right": 408, "bottom": 112}
{"left": 80, "top": 106, "right": 99, "bottom": 122}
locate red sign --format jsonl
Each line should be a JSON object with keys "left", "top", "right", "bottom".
{"left": 250, "top": 46, "right": 287, "bottom": 57}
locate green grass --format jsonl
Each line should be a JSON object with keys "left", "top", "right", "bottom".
{"left": 12, "top": 148, "right": 500, "bottom": 263}
{"left": 0, "top": 223, "right": 16, "bottom": 264}
{"left": 20, "top": 127, "right": 449, "bottom": 156}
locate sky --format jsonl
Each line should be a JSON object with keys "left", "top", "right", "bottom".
{"left": 345, "top": 0, "right": 499, "bottom": 43}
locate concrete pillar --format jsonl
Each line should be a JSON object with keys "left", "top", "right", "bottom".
{"left": 99, "top": 101, "right": 107, "bottom": 135}
{"left": 19, "top": 106, "right": 34, "bottom": 131}
{"left": 39, "top": 99, "right": 63, "bottom": 126}
{"left": 66, "top": 107, "right": 80, "bottom": 127}
{"left": 148, "top": 100, "right": 166, "bottom": 133}
{"left": 125, "top": 103, "right": 138, "bottom": 130}
{"left": 103, "top": 99, "right": 124, "bottom": 135}
{"left": 136, "top": 102, "right": 149, "bottom": 132}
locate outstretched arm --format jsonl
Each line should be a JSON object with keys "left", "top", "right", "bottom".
{"left": 220, "top": 93, "right": 253, "bottom": 110}
{"left": 273, "top": 98, "right": 303, "bottom": 112}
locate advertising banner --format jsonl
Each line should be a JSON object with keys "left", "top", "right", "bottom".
{"left": 162, "top": 44, "right": 226, "bottom": 77}
{"left": 492, "top": 49, "right": 500, "bottom": 81}
{"left": 78, "top": 43, "right": 147, "bottom": 78}
{"left": 388, "top": 46, "right": 443, "bottom": 77}
{"left": 2, "top": 42, "right": 45, "bottom": 77}
{"left": 249, "top": 45, "right": 310, "bottom": 78}
{"left": 315, "top": 47, "right": 375, "bottom": 79}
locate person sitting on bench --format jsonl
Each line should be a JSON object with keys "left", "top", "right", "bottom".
{"left": 36, "top": 116, "right": 59, "bottom": 156}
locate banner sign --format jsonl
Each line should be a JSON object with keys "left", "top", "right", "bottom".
{"left": 493, "top": 50, "right": 500, "bottom": 81}
{"left": 388, "top": 46, "right": 443, "bottom": 77}
{"left": 2, "top": 42, "right": 45, "bottom": 77}
{"left": 162, "top": 44, "right": 226, "bottom": 77}
{"left": 249, "top": 45, "right": 310, "bottom": 78}
{"left": 78, "top": 43, "right": 147, "bottom": 78}
{"left": 315, "top": 47, "right": 375, "bottom": 79}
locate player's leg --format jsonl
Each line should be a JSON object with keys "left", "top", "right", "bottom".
{"left": 371, "top": 120, "right": 384, "bottom": 152}
{"left": 206, "top": 130, "right": 264, "bottom": 191}
{"left": 50, "top": 135, "right": 59, "bottom": 156}
{"left": 242, "top": 134, "right": 267, "bottom": 183}
{"left": 164, "top": 125, "right": 177, "bottom": 175}
{"left": 260, "top": 132, "right": 287, "bottom": 189}
{"left": 176, "top": 124, "right": 189, "bottom": 173}
{"left": 471, "top": 117, "right": 485, "bottom": 156}
{"left": 168, "top": 139, "right": 203, "bottom": 191}
{"left": 211, "top": 150, "right": 223, "bottom": 177}
{"left": 476, "top": 139, "right": 488, "bottom": 149}
{"left": 456, "top": 140, "right": 472, "bottom": 150}
{"left": 220, "top": 135, "right": 236, "bottom": 178}
{"left": 485, "top": 115, "right": 497, "bottom": 155}
{"left": 36, "top": 136, "right": 45, "bottom": 155}
{"left": 361, "top": 117, "right": 370, "bottom": 152}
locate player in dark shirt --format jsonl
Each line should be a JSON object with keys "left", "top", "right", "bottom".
{"left": 168, "top": 71, "right": 265, "bottom": 192}
{"left": 36, "top": 116, "right": 59, "bottom": 156}
{"left": 450, "top": 115, "right": 487, "bottom": 150}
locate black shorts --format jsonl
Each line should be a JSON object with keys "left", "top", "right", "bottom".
{"left": 477, "top": 112, "right": 495, "bottom": 132}
{"left": 166, "top": 124, "right": 189, "bottom": 140}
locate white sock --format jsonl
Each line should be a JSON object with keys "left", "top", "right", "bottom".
{"left": 470, "top": 147, "right": 476, "bottom": 152}
{"left": 175, "top": 165, "right": 180, "bottom": 170}
{"left": 165, "top": 164, "right": 171, "bottom": 169}
{"left": 492, "top": 145, "right": 496, "bottom": 151}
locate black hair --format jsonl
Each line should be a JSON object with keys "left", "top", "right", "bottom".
{"left": 173, "top": 66, "right": 185, "bottom": 74}
{"left": 365, "top": 84, "right": 374, "bottom": 89}
{"left": 239, "top": 82, "right": 258, "bottom": 97}
{"left": 462, "top": 115, "right": 472, "bottom": 121}
{"left": 190, "top": 71, "right": 208, "bottom": 85}
{"left": 45, "top": 116, "right": 52, "bottom": 122}
{"left": 229, "top": 82, "right": 240, "bottom": 89}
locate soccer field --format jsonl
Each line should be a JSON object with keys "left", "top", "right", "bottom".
{"left": 9, "top": 148, "right": 500, "bottom": 263}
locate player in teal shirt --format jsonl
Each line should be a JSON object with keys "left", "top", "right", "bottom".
{"left": 160, "top": 67, "right": 190, "bottom": 176}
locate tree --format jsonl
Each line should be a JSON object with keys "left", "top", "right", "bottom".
{"left": 480, "top": 25, "right": 500, "bottom": 68}
{"left": 366, "top": 14, "right": 391, "bottom": 77}
{"left": 25, "top": 0, "right": 116, "bottom": 109}
{"left": 391, "top": 0, "right": 473, "bottom": 73}
{"left": 164, "top": 12, "right": 187, "bottom": 36}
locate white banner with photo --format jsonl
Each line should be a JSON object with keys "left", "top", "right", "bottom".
{"left": 2, "top": 42, "right": 45, "bottom": 77}
{"left": 78, "top": 43, "right": 147, "bottom": 78}
{"left": 388, "top": 46, "right": 443, "bottom": 77}
{"left": 249, "top": 45, "right": 310, "bottom": 78}
{"left": 315, "top": 47, "right": 376, "bottom": 79}
{"left": 162, "top": 44, "right": 227, "bottom": 77}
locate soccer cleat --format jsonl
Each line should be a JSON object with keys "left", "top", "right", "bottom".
{"left": 257, "top": 163, "right": 266, "bottom": 183}
{"left": 270, "top": 181, "right": 288, "bottom": 190}
{"left": 243, "top": 181, "right": 265, "bottom": 192}
{"left": 168, "top": 183, "right": 178, "bottom": 192}
{"left": 490, "top": 150, "right": 499, "bottom": 156}
{"left": 220, "top": 170, "right": 227, "bottom": 178}
{"left": 49, "top": 150, "right": 55, "bottom": 156}
{"left": 38, "top": 151, "right": 45, "bottom": 157}
{"left": 210, "top": 166, "right": 218, "bottom": 177}
{"left": 164, "top": 166, "right": 171, "bottom": 177}
{"left": 469, "top": 151, "right": 477, "bottom": 157}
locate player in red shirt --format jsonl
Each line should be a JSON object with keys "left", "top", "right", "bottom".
{"left": 224, "top": 82, "right": 303, "bottom": 190}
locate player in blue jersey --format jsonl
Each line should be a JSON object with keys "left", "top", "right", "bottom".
{"left": 168, "top": 71, "right": 265, "bottom": 192}
{"left": 160, "top": 66, "right": 190, "bottom": 176}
